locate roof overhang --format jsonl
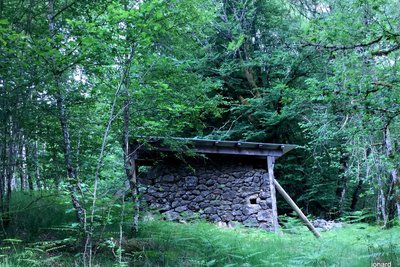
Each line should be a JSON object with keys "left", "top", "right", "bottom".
{"left": 130, "top": 137, "right": 296, "bottom": 160}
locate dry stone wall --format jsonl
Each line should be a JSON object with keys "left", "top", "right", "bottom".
{"left": 139, "top": 159, "right": 274, "bottom": 230}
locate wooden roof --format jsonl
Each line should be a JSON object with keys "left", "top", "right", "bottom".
{"left": 130, "top": 137, "right": 296, "bottom": 159}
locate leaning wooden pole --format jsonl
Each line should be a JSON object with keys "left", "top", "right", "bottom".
{"left": 273, "top": 179, "right": 321, "bottom": 238}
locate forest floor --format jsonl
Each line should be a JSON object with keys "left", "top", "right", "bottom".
{"left": 0, "top": 192, "right": 398, "bottom": 267}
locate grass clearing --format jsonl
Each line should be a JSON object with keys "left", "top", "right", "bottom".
{"left": 0, "top": 193, "right": 399, "bottom": 266}
{"left": 134, "top": 220, "right": 399, "bottom": 266}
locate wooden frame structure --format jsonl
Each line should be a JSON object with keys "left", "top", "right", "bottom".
{"left": 130, "top": 138, "right": 320, "bottom": 238}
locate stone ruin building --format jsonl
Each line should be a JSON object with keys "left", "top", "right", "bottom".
{"left": 130, "top": 138, "right": 296, "bottom": 231}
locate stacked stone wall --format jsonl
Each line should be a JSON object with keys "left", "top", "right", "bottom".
{"left": 139, "top": 160, "right": 274, "bottom": 230}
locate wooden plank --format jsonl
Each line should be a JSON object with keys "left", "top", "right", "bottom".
{"left": 131, "top": 138, "right": 297, "bottom": 157}
{"left": 192, "top": 147, "right": 283, "bottom": 157}
{"left": 274, "top": 179, "right": 321, "bottom": 238}
{"left": 267, "top": 156, "right": 279, "bottom": 232}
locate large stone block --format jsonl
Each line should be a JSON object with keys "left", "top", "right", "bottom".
{"left": 257, "top": 210, "right": 271, "bottom": 222}
{"left": 185, "top": 176, "right": 198, "bottom": 189}
{"left": 193, "top": 195, "right": 204, "bottom": 202}
{"left": 188, "top": 202, "right": 199, "bottom": 210}
{"left": 203, "top": 207, "right": 216, "bottom": 214}
{"left": 161, "top": 174, "right": 176, "bottom": 183}
{"left": 242, "top": 204, "right": 261, "bottom": 216}
{"left": 175, "top": 206, "right": 188, "bottom": 212}
{"left": 259, "top": 191, "right": 269, "bottom": 200}
{"left": 221, "top": 213, "right": 235, "bottom": 222}
{"left": 171, "top": 200, "right": 181, "bottom": 208}
{"left": 163, "top": 210, "right": 179, "bottom": 221}
{"left": 150, "top": 203, "right": 170, "bottom": 212}
{"left": 222, "top": 190, "right": 237, "bottom": 200}
{"left": 243, "top": 216, "right": 258, "bottom": 227}
{"left": 210, "top": 214, "right": 221, "bottom": 222}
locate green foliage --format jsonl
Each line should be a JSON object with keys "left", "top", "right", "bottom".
{"left": 0, "top": 192, "right": 399, "bottom": 267}
{"left": 132, "top": 220, "right": 400, "bottom": 266}
{"left": 1, "top": 192, "right": 75, "bottom": 241}
{"left": 2, "top": 0, "right": 400, "bottom": 265}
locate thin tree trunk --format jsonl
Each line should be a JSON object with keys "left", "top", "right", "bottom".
{"left": 0, "top": 143, "right": 4, "bottom": 212}
{"left": 350, "top": 160, "right": 363, "bottom": 211}
{"left": 25, "top": 143, "right": 33, "bottom": 191}
{"left": 47, "top": 0, "right": 86, "bottom": 227}
{"left": 119, "top": 5, "right": 139, "bottom": 233}
{"left": 123, "top": 97, "right": 139, "bottom": 235}
{"left": 85, "top": 77, "right": 124, "bottom": 265}
{"left": 338, "top": 154, "right": 349, "bottom": 215}
{"left": 4, "top": 119, "right": 16, "bottom": 227}
{"left": 377, "top": 175, "right": 388, "bottom": 226}
{"left": 18, "top": 135, "right": 29, "bottom": 191}
{"left": 0, "top": 79, "right": 6, "bottom": 221}
{"left": 384, "top": 126, "right": 400, "bottom": 223}
{"left": 350, "top": 179, "right": 363, "bottom": 211}
{"left": 120, "top": 40, "right": 139, "bottom": 234}
{"left": 56, "top": 94, "right": 86, "bottom": 226}
{"left": 33, "top": 140, "right": 40, "bottom": 189}
{"left": 0, "top": 0, "right": 3, "bottom": 18}
{"left": 27, "top": 0, "right": 34, "bottom": 33}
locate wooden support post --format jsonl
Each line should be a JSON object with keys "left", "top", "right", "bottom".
{"left": 126, "top": 151, "right": 139, "bottom": 234}
{"left": 267, "top": 156, "right": 279, "bottom": 232}
{"left": 274, "top": 179, "right": 321, "bottom": 238}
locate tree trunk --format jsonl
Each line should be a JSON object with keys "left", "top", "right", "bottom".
{"left": 350, "top": 179, "right": 363, "bottom": 211}
{"left": 120, "top": 7, "right": 138, "bottom": 233}
{"left": 0, "top": 0, "right": 3, "bottom": 18}
{"left": 338, "top": 153, "right": 349, "bottom": 216}
{"left": 56, "top": 93, "right": 86, "bottom": 226}
{"left": 123, "top": 96, "right": 139, "bottom": 235}
{"left": 47, "top": 0, "right": 85, "bottom": 227}
{"left": 0, "top": 79, "right": 6, "bottom": 222}
{"left": 33, "top": 140, "right": 40, "bottom": 189}
{"left": 18, "top": 135, "right": 29, "bottom": 191}
{"left": 377, "top": 175, "right": 388, "bottom": 226}
{"left": 384, "top": 126, "right": 400, "bottom": 224}
{"left": 0, "top": 142, "right": 4, "bottom": 213}
{"left": 27, "top": 0, "right": 34, "bottom": 33}
{"left": 4, "top": 119, "right": 17, "bottom": 228}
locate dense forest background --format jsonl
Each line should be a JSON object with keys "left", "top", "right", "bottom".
{"left": 1, "top": 0, "right": 400, "bottom": 265}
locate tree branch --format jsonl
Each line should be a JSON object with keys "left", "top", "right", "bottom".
{"left": 371, "top": 45, "right": 400, "bottom": 56}
{"left": 52, "top": 0, "right": 79, "bottom": 20}
{"left": 303, "top": 36, "right": 384, "bottom": 51}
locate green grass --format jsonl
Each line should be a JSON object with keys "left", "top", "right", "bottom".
{"left": 134, "top": 220, "right": 399, "bottom": 267}
{"left": 1, "top": 191, "right": 76, "bottom": 241}
{"left": 0, "top": 192, "right": 399, "bottom": 266}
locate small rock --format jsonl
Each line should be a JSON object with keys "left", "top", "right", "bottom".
{"left": 227, "top": 221, "right": 240, "bottom": 228}
{"left": 185, "top": 176, "right": 198, "bottom": 189}
{"left": 311, "top": 219, "right": 343, "bottom": 231}
{"left": 162, "top": 174, "right": 175, "bottom": 183}
{"left": 205, "top": 179, "right": 215, "bottom": 186}
{"left": 171, "top": 200, "right": 180, "bottom": 208}
{"left": 204, "top": 207, "right": 216, "bottom": 214}
{"left": 193, "top": 195, "right": 204, "bottom": 202}
{"left": 243, "top": 204, "right": 261, "bottom": 216}
{"left": 256, "top": 210, "right": 271, "bottom": 222}
{"left": 163, "top": 211, "right": 179, "bottom": 221}
{"left": 221, "top": 213, "right": 235, "bottom": 222}
{"left": 217, "top": 221, "right": 227, "bottom": 228}
{"left": 232, "top": 209, "right": 242, "bottom": 216}
{"left": 210, "top": 214, "right": 221, "bottom": 222}
{"left": 243, "top": 216, "right": 258, "bottom": 227}
{"left": 175, "top": 206, "right": 188, "bottom": 212}
{"left": 222, "top": 191, "right": 236, "bottom": 200}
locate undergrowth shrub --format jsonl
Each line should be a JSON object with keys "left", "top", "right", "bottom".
{"left": 0, "top": 193, "right": 399, "bottom": 266}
